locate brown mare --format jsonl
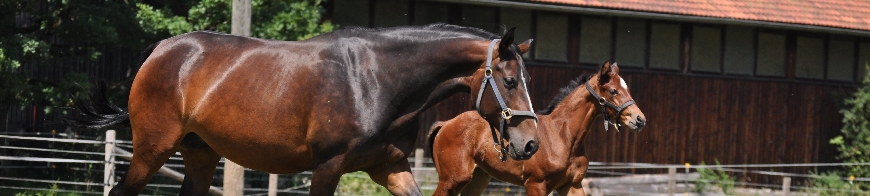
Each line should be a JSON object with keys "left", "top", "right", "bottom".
{"left": 428, "top": 61, "right": 646, "bottom": 196}
{"left": 63, "top": 24, "right": 541, "bottom": 196}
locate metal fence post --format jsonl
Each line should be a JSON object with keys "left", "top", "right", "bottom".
{"left": 104, "top": 130, "right": 116, "bottom": 196}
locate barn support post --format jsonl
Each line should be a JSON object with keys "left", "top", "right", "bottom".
{"left": 103, "top": 130, "right": 116, "bottom": 196}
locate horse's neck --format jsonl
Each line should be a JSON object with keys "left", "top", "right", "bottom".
{"left": 549, "top": 86, "right": 599, "bottom": 152}
{"left": 381, "top": 39, "right": 489, "bottom": 131}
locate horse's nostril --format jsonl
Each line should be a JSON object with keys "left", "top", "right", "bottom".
{"left": 524, "top": 140, "right": 538, "bottom": 154}
{"left": 636, "top": 116, "right": 646, "bottom": 127}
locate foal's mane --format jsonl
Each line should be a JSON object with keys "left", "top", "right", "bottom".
{"left": 538, "top": 74, "right": 593, "bottom": 115}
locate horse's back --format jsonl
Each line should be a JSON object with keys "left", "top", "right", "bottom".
{"left": 129, "top": 31, "right": 337, "bottom": 172}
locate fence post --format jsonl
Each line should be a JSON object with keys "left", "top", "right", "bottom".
{"left": 225, "top": 0, "right": 250, "bottom": 194}
{"left": 268, "top": 174, "right": 278, "bottom": 196}
{"left": 414, "top": 148, "right": 424, "bottom": 185}
{"left": 103, "top": 130, "right": 116, "bottom": 196}
{"left": 668, "top": 166, "right": 676, "bottom": 196}
{"left": 782, "top": 177, "right": 791, "bottom": 196}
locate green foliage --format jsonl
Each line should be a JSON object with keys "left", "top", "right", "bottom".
{"left": 135, "top": 0, "right": 334, "bottom": 41}
{"left": 694, "top": 160, "right": 736, "bottom": 194}
{"left": 14, "top": 183, "right": 82, "bottom": 196}
{"left": 337, "top": 172, "right": 391, "bottom": 195}
{"left": 0, "top": 0, "right": 152, "bottom": 108}
{"left": 807, "top": 170, "right": 870, "bottom": 196}
{"left": 833, "top": 62, "right": 870, "bottom": 189}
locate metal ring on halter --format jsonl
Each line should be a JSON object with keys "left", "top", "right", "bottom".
{"left": 484, "top": 69, "right": 493, "bottom": 77}
{"left": 501, "top": 108, "right": 513, "bottom": 120}
{"left": 598, "top": 97, "right": 607, "bottom": 106}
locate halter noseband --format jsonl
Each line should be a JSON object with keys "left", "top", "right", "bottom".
{"left": 585, "top": 82, "right": 635, "bottom": 132}
{"left": 475, "top": 39, "right": 538, "bottom": 162}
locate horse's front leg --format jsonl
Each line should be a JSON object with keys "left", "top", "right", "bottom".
{"left": 366, "top": 158, "right": 422, "bottom": 196}
{"left": 310, "top": 157, "right": 346, "bottom": 196}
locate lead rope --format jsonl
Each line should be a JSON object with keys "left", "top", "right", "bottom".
{"left": 475, "top": 39, "right": 538, "bottom": 162}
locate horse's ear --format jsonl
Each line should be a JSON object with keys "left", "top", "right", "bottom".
{"left": 597, "top": 61, "right": 613, "bottom": 85}
{"left": 499, "top": 27, "right": 516, "bottom": 53}
{"left": 517, "top": 39, "right": 533, "bottom": 54}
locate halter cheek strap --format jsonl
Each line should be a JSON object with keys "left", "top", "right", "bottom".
{"left": 475, "top": 39, "right": 538, "bottom": 162}
{"left": 585, "top": 83, "right": 635, "bottom": 132}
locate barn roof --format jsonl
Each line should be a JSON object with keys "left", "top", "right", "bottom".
{"left": 532, "top": 0, "right": 870, "bottom": 32}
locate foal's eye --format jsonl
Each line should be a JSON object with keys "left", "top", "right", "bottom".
{"left": 609, "top": 89, "right": 618, "bottom": 95}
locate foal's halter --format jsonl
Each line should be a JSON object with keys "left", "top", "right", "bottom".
{"left": 585, "top": 82, "right": 635, "bottom": 132}
{"left": 475, "top": 39, "right": 538, "bottom": 162}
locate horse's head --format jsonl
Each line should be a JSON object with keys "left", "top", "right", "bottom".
{"left": 588, "top": 61, "right": 646, "bottom": 132}
{"left": 470, "top": 28, "right": 539, "bottom": 160}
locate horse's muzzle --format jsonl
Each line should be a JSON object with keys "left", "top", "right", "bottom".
{"left": 508, "top": 140, "right": 539, "bottom": 160}
{"left": 632, "top": 116, "right": 646, "bottom": 131}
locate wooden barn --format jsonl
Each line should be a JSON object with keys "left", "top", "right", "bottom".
{"left": 325, "top": 0, "right": 870, "bottom": 182}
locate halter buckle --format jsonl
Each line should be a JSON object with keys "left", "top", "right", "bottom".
{"left": 501, "top": 108, "right": 513, "bottom": 120}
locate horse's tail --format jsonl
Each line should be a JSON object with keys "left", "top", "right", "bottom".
{"left": 426, "top": 121, "right": 446, "bottom": 157}
{"left": 60, "top": 82, "right": 130, "bottom": 129}
{"left": 60, "top": 41, "right": 161, "bottom": 129}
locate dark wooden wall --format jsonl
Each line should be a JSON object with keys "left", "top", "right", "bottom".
{"left": 418, "top": 64, "right": 852, "bottom": 182}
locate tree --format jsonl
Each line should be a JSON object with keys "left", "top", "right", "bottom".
{"left": 832, "top": 62, "right": 870, "bottom": 189}
{"left": 0, "top": 0, "right": 334, "bottom": 133}
{"left": 135, "top": 0, "right": 334, "bottom": 41}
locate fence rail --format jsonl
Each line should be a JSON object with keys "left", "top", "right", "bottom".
{"left": 1, "top": 131, "right": 867, "bottom": 195}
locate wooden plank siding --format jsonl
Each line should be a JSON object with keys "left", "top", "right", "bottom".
{"left": 418, "top": 63, "right": 851, "bottom": 183}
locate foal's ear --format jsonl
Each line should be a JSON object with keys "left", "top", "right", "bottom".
{"left": 597, "top": 61, "right": 614, "bottom": 84}
{"left": 517, "top": 39, "right": 533, "bottom": 54}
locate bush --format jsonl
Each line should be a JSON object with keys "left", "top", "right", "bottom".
{"left": 833, "top": 62, "right": 870, "bottom": 191}
{"left": 694, "top": 160, "right": 735, "bottom": 194}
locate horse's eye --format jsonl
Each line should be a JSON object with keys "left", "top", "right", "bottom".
{"left": 609, "top": 89, "right": 618, "bottom": 95}
{"left": 504, "top": 77, "right": 517, "bottom": 90}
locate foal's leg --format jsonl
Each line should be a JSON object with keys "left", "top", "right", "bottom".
{"left": 459, "top": 168, "right": 492, "bottom": 196}
{"left": 431, "top": 160, "right": 476, "bottom": 196}
{"left": 556, "top": 182, "right": 586, "bottom": 196}
{"left": 367, "top": 159, "right": 422, "bottom": 196}
{"left": 178, "top": 134, "right": 222, "bottom": 196}
{"left": 109, "top": 123, "right": 183, "bottom": 196}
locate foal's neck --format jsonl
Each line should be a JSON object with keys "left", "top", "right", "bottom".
{"left": 550, "top": 80, "right": 601, "bottom": 149}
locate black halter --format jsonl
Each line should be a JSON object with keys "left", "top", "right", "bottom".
{"left": 585, "top": 82, "right": 635, "bottom": 132}
{"left": 475, "top": 39, "right": 538, "bottom": 162}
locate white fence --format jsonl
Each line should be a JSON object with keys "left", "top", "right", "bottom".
{"left": 1, "top": 130, "right": 868, "bottom": 195}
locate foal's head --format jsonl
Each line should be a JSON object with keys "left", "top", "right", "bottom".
{"left": 470, "top": 28, "right": 539, "bottom": 160}
{"left": 589, "top": 61, "right": 646, "bottom": 132}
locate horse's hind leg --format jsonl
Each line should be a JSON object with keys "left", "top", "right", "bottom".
{"left": 178, "top": 133, "right": 222, "bottom": 196}
{"left": 459, "top": 168, "right": 492, "bottom": 196}
{"left": 109, "top": 123, "right": 183, "bottom": 195}
{"left": 366, "top": 159, "right": 422, "bottom": 196}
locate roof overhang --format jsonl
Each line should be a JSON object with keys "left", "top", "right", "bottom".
{"left": 428, "top": 0, "right": 870, "bottom": 37}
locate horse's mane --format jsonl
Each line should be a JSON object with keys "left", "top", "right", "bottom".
{"left": 337, "top": 23, "right": 500, "bottom": 40}
{"left": 538, "top": 74, "right": 593, "bottom": 115}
